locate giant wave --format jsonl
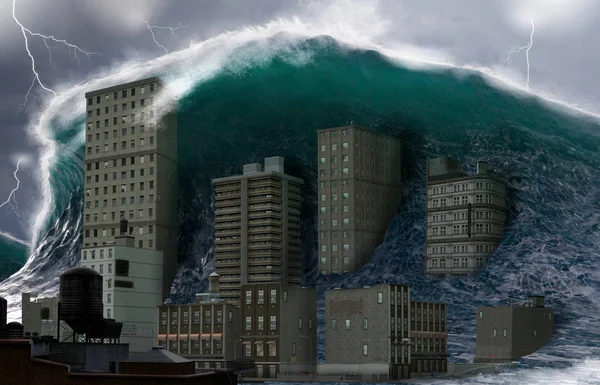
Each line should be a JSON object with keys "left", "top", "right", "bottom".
{"left": 1, "top": 18, "right": 600, "bottom": 385}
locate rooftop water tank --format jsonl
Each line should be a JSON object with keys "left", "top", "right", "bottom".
{"left": 5, "top": 322, "right": 24, "bottom": 339}
{"left": 0, "top": 296, "right": 7, "bottom": 339}
{"left": 59, "top": 266, "right": 103, "bottom": 334}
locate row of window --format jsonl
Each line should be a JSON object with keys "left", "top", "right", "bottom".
{"left": 82, "top": 248, "right": 114, "bottom": 259}
{"left": 162, "top": 309, "right": 230, "bottom": 326}
{"left": 84, "top": 239, "right": 150, "bottom": 249}
{"left": 86, "top": 137, "right": 155, "bottom": 155}
{"left": 430, "top": 223, "right": 496, "bottom": 236}
{"left": 87, "top": 83, "right": 155, "bottom": 106}
{"left": 430, "top": 182, "right": 498, "bottom": 195}
{"left": 320, "top": 155, "right": 350, "bottom": 164}
{"left": 87, "top": 125, "right": 156, "bottom": 143}
{"left": 429, "top": 244, "right": 496, "bottom": 255}
{"left": 244, "top": 289, "right": 288, "bottom": 304}
{"left": 87, "top": 181, "right": 156, "bottom": 195}
{"left": 431, "top": 195, "right": 494, "bottom": 207}
{"left": 429, "top": 257, "right": 486, "bottom": 269}
{"left": 87, "top": 98, "right": 155, "bottom": 117}
{"left": 85, "top": 195, "right": 157, "bottom": 209}
{"left": 431, "top": 211, "right": 496, "bottom": 222}
{"left": 86, "top": 154, "right": 155, "bottom": 171}
{"left": 84, "top": 225, "right": 153, "bottom": 238}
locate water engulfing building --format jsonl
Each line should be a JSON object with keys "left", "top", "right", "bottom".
{"left": 424, "top": 157, "right": 507, "bottom": 278}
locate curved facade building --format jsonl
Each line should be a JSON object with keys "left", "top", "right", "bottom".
{"left": 424, "top": 157, "right": 507, "bottom": 278}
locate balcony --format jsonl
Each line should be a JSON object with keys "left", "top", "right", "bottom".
{"left": 215, "top": 214, "right": 241, "bottom": 223}
{"left": 214, "top": 184, "right": 241, "bottom": 192}
{"left": 248, "top": 211, "right": 282, "bottom": 220}
{"left": 249, "top": 195, "right": 282, "bottom": 204}
{"left": 248, "top": 250, "right": 282, "bottom": 258}
{"left": 216, "top": 244, "right": 241, "bottom": 252}
{"left": 219, "top": 275, "right": 242, "bottom": 282}
{"left": 248, "top": 179, "right": 281, "bottom": 188}
{"left": 215, "top": 199, "right": 241, "bottom": 208}
{"left": 215, "top": 259, "right": 240, "bottom": 267}
{"left": 215, "top": 206, "right": 241, "bottom": 215}
{"left": 247, "top": 257, "right": 282, "bottom": 265}
{"left": 249, "top": 234, "right": 282, "bottom": 242}
{"left": 249, "top": 266, "right": 282, "bottom": 274}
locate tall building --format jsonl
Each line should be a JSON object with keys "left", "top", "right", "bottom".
{"left": 212, "top": 157, "right": 303, "bottom": 303}
{"left": 83, "top": 77, "right": 178, "bottom": 299}
{"left": 319, "top": 284, "right": 447, "bottom": 380}
{"left": 475, "top": 296, "right": 553, "bottom": 363}
{"left": 81, "top": 227, "right": 164, "bottom": 353}
{"left": 425, "top": 157, "right": 507, "bottom": 278}
{"left": 316, "top": 125, "right": 402, "bottom": 275}
{"left": 156, "top": 274, "right": 243, "bottom": 370}
{"left": 240, "top": 283, "right": 317, "bottom": 378}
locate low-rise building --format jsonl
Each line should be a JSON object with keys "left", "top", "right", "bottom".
{"left": 240, "top": 283, "right": 317, "bottom": 379}
{"left": 425, "top": 157, "right": 508, "bottom": 278}
{"left": 475, "top": 296, "right": 553, "bottom": 363}
{"left": 157, "top": 273, "right": 242, "bottom": 370}
{"left": 319, "top": 284, "right": 447, "bottom": 380}
{"left": 81, "top": 225, "right": 164, "bottom": 353}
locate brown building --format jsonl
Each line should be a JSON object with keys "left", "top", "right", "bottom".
{"left": 0, "top": 339, "right": 235, "bottom": 385}
{"left": 83, "top": 77, "right": 178, "bottom": 300}
{"left": 316, "top": 125, "right": 402, "bottom": 275}
{"left": 320, "top": 284, "right": 447, "bottom": 381}
{"left": 475, "top": 296, "right": 553, "bottom": 363}
{"left": 240, "top": 283, "right": 317, "bottom": 378}
{"left": 212, "top": 156, "right": 303, "bottom": 303}
{"left": 157, "top": 289, "right": 241, "bottom": 370}
{"left": 425, "top": 157, "right": 507, "bottom": 278}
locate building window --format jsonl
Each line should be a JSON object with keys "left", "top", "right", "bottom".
{"left": 503, "top": 329, "right": 507, "bottom": 337}
{"left": 479, "top": 311, "right": 483, "bottom": 319}
{"left": 493, "top": 329, "right": 497, "bottom": 337}
{"left": 292, "top": 343, "right": 296, "bottom": 355}
{"left": 270, "top": 289, "right": 277, "bottom": 304}
{"left": 363, "top": 318, "right": 368, "bottom": 330}
{"left": 309, "top": 318, "right": 313, "bottom": 330}
{"left": 362, "top": 344, "right": 368, "bottom": 356}
{"left": 270, "top": 315, "right": 277, "bottom": 331}
{"left": 256, "top": 343, "right": 264, "bottom": 357}
{"left": 377, "top": 292, "right": 383, "bottom": 303}
{"left": 258, "top": 290, "right": 265, "bottom": 304}
{"left": 298, "top": 317, "right": 303, "bottom": 330}
{"left": 283, "top": 291, "right": 287, "bottom": 302}
{"left": 193, "top": 311, "right": 200, "bottom": 325}
{"left": 245, "top": 343, "right": 251, "bottom": 357}
{"left": 257, "top": 316, "right": 264, "bottom": 331}
{"left": 268, "top": 343, "right": 276, "bottom": 356}
{"left": 229, "top": 311, "right": 233, "bottom": 323}
{"left": 245, "top": 290, "right": 252, "bottom": 305}
{"left": 345, "top": 319, "right": 351, "bottom": 330}
{"left": 331, "top": 319, "right": 337, "bottom": 330}
{"left": 533, "top": 329, "right": 537, "bottom": 337}
{"left": 245, "top": 316, "right": 252, "bottom": 331}
{"left": 107, "top": 294, "right": 111, "bottom": 304}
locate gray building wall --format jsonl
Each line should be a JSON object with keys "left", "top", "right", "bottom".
{"left": 317, "top": 125, "right": 402, "bottom": 275}
{"left": 475, "top": 300, "right": 553, "bottom": 363}
{"left": 83, "top": 77, "right": 178, "bottom": 300}
{"left": 425, "top": 157, "right": 507, "bottom": 278}
{"left": 212, "top": 158, "right": 303, "bottom": 304}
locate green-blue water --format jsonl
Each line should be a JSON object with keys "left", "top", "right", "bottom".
{"left": 2, "top": 37, "right": 600, "bottom": 373}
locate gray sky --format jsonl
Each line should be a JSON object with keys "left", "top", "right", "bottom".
{"left": 0, "top": 0, "right": 599, "bottom": 242}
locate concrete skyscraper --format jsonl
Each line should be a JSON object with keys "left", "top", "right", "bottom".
{"left": 316, "top": 125, "right": 402, "bottom": 275}
{"left": 212, "top": 156, "right": 302, "bottom": 303}
{"left": 83, "top": 77, "right": 178, "bottom": 299}
{"left": 424, "top": 157, "right": 507, "bottom": 278}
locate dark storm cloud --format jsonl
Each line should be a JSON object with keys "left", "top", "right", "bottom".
{"left": 0, "top": 0, "right": 599, "bottom": 241}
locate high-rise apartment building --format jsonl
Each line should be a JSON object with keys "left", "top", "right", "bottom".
{"left": 83, "top": 77, "right": 178, "bottom": 299}
{"left": 425, "top": 157, "right": 507, "bottom": 278}
{"left": 212, "top": 157, "right": 302, "bottom": 303}
{"left": 320, "top": 284, "right": 447, "bottom": 380}
{"left": 316, "top": 125, "right": 402, "bottom": 275}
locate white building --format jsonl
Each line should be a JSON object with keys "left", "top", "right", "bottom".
{"left": 21, "top": 292, "right": 73, "bottom": 341}
{"left": 81, "top": 225, "right": 164, "bottom": 353}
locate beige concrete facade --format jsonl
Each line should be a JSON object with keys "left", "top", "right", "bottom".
{"left": 316, "top": 125, "right": 402, "bottom": 275}
{"left": 211, "top": 157, "right": 303, "bottom": 303}
{"left": 321, "top": 284, "right": 447, "bottom": 380}
{"left": 475, "top": 296, "right": 553, "bottom": 363}
{"left": 240, "top": 283, "right": 317, "bottom": 378}
{"left": 425, "top": 157, "right": 507, "bottom": 278}
{"left": 83, "top": 77, "right": 178, "bottom": 299}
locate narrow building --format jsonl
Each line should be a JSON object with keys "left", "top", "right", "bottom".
{"left": 475, "top": 296, "right": 553, "bottom": 363}
{"left": 212, "top": 157, "right": 303, "bottom": 303}
{"left": 81, "top": 222, "right": 164, "bottom": 353}
{"left": 425, "top": 157, "right": 507, "bottom": 278}
{"left": 156, "top": 273, "right": 242, "bottom": 370}
{"left": 316, "top": 125, "right": 402, "bottom": 275}
{"left": 83, "top": 77, "right": 178, "bottom": 300}
{"left": 320, "top": 284, "right": 447, "bottom": 380}
{"left": 21, "top": 293, "right": 73, "bottom": 339}
{"left": 240, "top": 283, "right": 317, "bottom": 378}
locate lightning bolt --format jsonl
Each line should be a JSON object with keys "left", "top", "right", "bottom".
{"left": 141, "top": 20, "right": 188, "bottom": 54}
{"left": 503, "top": 18, "right": 535, "bottom": 89}
{"left": 12, "top": 0, "right": 99, "bottom": 113}
{"left": 0, "top": 159, "right": 23, "bottom": 218}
